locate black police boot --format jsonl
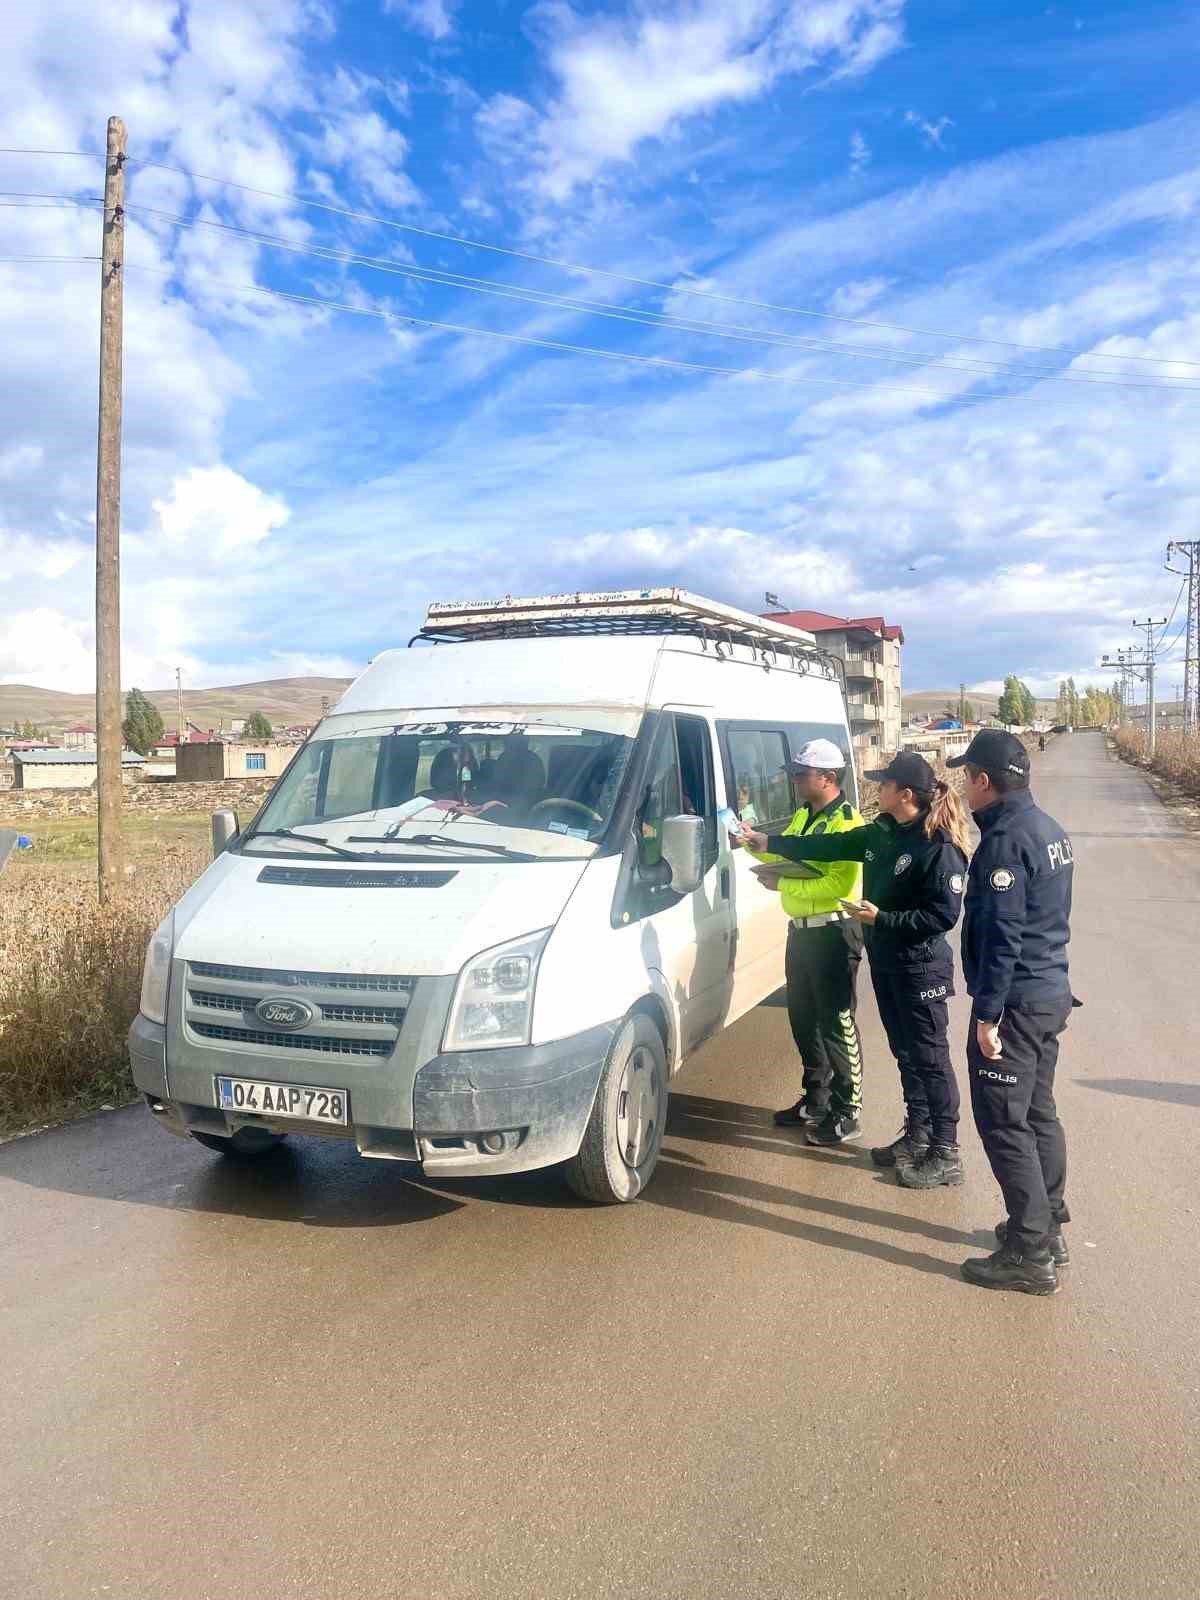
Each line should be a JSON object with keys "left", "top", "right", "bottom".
{"left": 897, "top": 1142, "right": 964, "bottom": 1189}
{"left": 996, "top": 1220, "right": 1070, "bottom": 1265}
{"left": 961, "top": 1244, "right": 1059, "bottom": 1295}
{"left": 870, "top": 1121, "right": 931, "bottom": 1169}
{"left": 806, "top": 1111, "right": 861, "bottom": 1146}
{"left": 773, "top": 1099, "right": 822, "bottom": 1127}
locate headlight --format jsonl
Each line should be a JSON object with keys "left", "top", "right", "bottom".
{"left": 443, "top": 929, "right": 551, "bottom": 1052}
{"left": 139, "top": 911, "right": 174, "bottom": 1025}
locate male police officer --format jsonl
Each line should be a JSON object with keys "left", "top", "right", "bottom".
{"left": 948, "top": 730, "right": 1076, "bottom": 1296}
{"left": 747, "top": 740, "right": 866, "bottom": 1147}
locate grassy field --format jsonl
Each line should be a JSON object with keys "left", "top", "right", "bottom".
{"left": 6, "top": 812, "right": 213, "bottom": 867}
{"left": 1115, "top": 726, "right": 1200, "bottom": 795}
{"left": 0, "top": 817, "right": 209, "bottom": 1135}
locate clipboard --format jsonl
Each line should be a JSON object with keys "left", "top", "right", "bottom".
{"left": 750, "top": 860, "right": 821, "bottom": 884}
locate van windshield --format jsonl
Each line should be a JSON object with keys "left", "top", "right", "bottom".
{"left": 243, "top": 720, "right": 636, "bottom": 854}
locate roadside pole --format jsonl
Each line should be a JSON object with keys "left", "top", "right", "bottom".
{"left": 1133, "top": 618, "right": 1166, "bottom": 763}
{"left": 95, "top": 116, "right": 126, "bottom": 904}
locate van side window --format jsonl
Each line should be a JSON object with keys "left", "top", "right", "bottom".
{"left": 637, "top": 722, "right": 683, "bottom": 873}
{"left": 727, "top": 730, "right": 792, "bottom": 829}
{"left": 674, "top": 713, "right": 718, "bottom": 869}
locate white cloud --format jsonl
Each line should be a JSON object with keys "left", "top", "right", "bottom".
{"left": 0, "top": 610, "right": 95, "bottom": 693}
{"left": 152, "top": 467, "right": 291, "bottom": 557}
{"left": 849, "top": 128, "right": 871, "bottom": 174}
{"left": 904, "top": 109, "right": 953, "bottom": 149}
{"left": 484, "top": 0, "right": 908, "bottom": 202}
{"left": 827, "top": 276, "right": 892, "bottom": 316}
{"left": 308, "top": 65, "right": 421, "bottom": 207}
{"left": 384, "top": 0, "right": 458, "bottom": 41}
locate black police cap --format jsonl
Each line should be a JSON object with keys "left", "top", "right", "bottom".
{"left": 946, "top": 729, "right": 1030, "bottom": 778}
{"left": 863, "top": 751, "right": 938, "bottom": 793}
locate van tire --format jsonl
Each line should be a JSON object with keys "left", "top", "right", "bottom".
{"left": 564, "top": 1014, "right": 668, "bottom": 1204}
{"left": 190, "top": 1129, "right": 287, "bottom": 1158}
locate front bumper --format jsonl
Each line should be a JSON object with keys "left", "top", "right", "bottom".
{"left": 412, "top": 1021, "right": 617, "bottom": 1176}
{"left": 129, "top": 1013, "right": 617, "bottom": 1177}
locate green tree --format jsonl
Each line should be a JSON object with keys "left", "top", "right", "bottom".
{"left": 996, "top": 675, "right": 1023, "bottom": 726}
{"left": 1055, "top": 681, "right": 1070, "bottom": 724}
{"left": 122, "top": 687, "right": 165, "bottom": 755}
{"left": 244, "top": 710, "right": 273, "bottom": 740}
{"left": 1017, "top": 680, "right": 1037, "bottom": 724}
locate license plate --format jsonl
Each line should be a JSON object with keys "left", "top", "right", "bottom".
{"left": 216, "top": 1076, "right": 349, "bottom": 1125}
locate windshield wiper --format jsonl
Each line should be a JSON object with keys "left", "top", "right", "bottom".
{"left": 244, "top": 828, "right": 365, "bottom": 860}
{"left": 351, "top": 831, "right": 538, "bottom": 862}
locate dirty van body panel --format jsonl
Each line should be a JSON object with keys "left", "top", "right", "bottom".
{"left": 158, "top": 850, "right": 587, "bottom": 1154}
{"left": 412, "top": 1021, "right": 618, "bottom": 1176}
{"left": 163, "top": 956, "right": 456, "bottom": 1150}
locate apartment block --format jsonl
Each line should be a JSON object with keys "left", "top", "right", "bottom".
{"left": 764, "top": 609, "right": 904, "bottom": 757}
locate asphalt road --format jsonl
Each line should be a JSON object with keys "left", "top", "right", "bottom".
{"left": 2, "top": 731, "right": 1198, "bottom": 1600}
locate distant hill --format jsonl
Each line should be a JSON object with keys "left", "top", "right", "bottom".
{"left": 903, "top": 689, "right": 1057, "bottom": 721}
{"left": 0, "top": 676, "right": 355, "bottom": 736}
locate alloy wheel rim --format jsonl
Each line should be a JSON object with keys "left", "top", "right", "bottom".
{"left": 615, "top": 1044, "right": 661, "bottom": 1169}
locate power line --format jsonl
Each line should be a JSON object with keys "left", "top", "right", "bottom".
{"left": 0, "top": 253, "right": 99, "bottom": 262}
{"left": 123, "top": 262, "right": 1107, "bottom": 408}
{"left": 0, "top": 189, "right": 102, "bottom": 202}
{"left": 1157, "top": 577, "right": 1187, "bottom": 645}
{"left": 118, "top": 202, "right": 1200, "bottom": 394}
{"left": 20, "top": 183, "right": 1200, "bottom": 392}
{"left": 4, "top": 143, "right": 1200, "bottom": 373}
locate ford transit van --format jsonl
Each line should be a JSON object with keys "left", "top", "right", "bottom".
{"left": 130, "top": 590, "right": 854, "bottom": 1202}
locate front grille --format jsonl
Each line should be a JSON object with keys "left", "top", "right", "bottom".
{"left": 191, "top": 1023, "right": 391, "bottom": 1058}
{"left": 190, "top": 961, "right": 413, "bottom": 995}
{"left": 188, "top": 990, "right": 405, "bottom": 1026}
{"left": 319, "top": 1003, "right": 406, "bottom": 1025}
{"left": 184, "top": 961, "right": 416, "bottom": 1062}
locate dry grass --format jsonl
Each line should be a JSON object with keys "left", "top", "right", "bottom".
{"left": 1115, "top": 727, "right": 1200, "bottom": 794}
{"left": 0, "top": 846, "right": 205, "bottom": 1134}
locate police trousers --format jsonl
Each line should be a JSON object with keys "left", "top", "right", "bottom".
{"left": 968, "top": 999, "right": 1072, "bottom": 1253}
{"left": 785, "top": 921, "right": 864, "bottom": 1115}
{"left": 870, "top": 961, "right": 959, "bottom": 1145}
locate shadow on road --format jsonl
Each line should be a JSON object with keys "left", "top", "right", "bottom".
{"left": 668, "top": 1091, "right": 876, "bottom": 1170}
{"left": 1079, "top": 1077, "right": 1200, "bottom": 1108}
{"left": 645, "top": 1153, "right": 967, "bottom": 1281}
{"left": 0, "top": 1111, "right": 479, "bottom": 1228}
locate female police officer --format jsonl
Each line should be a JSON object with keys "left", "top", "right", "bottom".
{"left": 742, "top": 752, "right": 970, "bottom": 1187}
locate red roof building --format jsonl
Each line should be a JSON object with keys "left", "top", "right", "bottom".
{"left": 765, "top": 608, "right": 905, "bottom": 756}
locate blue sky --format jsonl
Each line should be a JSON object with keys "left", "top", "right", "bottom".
{"left": 3, "top": 0, "right": 1200, "bottom": 697}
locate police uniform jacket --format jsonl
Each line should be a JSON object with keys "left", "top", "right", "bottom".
{"left": 765, "top": 812, "right": 966, "bottom": 972}
{"left": 962, "top": 789, "right": 1074, "bottom": 1023}
{"left": 746, "top": 793, "right": 863, "bottom": 919}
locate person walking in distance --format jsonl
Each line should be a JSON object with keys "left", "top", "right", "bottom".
{"left": 947, "top": 730, "right": 1077, "bottom": 1296}
{"left": 744, "top": 740, "right": 866, "bottom": 1147}
{"left": 742, "top": 752, "right": 970, "bottom": 1187}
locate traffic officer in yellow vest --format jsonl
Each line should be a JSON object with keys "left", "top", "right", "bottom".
{"left": 745, "top": 739, "right": 867, "bottom": 1146}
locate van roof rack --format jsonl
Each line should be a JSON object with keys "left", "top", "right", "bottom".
{"left": 416, "top": 589, "right": 838, "bottom": 677}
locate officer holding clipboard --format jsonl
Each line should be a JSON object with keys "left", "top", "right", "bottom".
{"left": 743, "top": 740, "right": 867, "bottom": 1147}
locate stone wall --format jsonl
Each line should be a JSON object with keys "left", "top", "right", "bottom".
{"left": 0, "top": 777, "right": 275, "bottom": 823}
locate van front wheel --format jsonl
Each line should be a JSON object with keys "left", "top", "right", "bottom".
{"left": 564, "top": 1014, "right": 668, "bottom": 1203}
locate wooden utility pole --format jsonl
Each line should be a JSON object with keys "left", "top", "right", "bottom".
{"left": 95, "top": 116, "right": 126, "bottom": 904}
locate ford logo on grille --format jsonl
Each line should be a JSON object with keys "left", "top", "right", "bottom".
{"left": 254, "top": 996, "right": 314, "bottom": 1030}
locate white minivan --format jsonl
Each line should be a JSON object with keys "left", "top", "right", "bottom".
{"left": 130, "top": 590, "right": 855, "bottom": 1202}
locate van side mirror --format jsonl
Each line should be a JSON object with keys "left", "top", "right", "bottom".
{"left": 211, "top": 809, "right": 240, "bottom": 857}
{"left": 660, "top": 815, "right": 704, "bottom": 895}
